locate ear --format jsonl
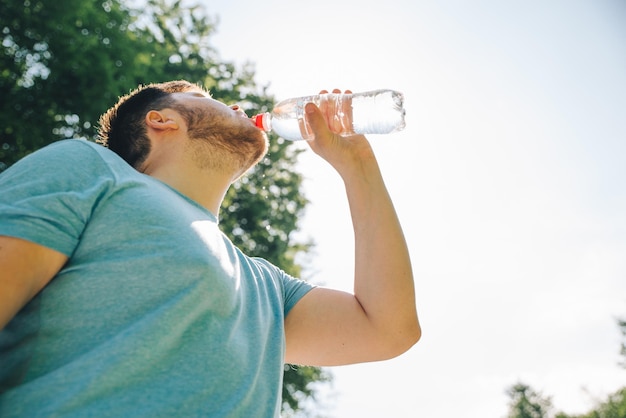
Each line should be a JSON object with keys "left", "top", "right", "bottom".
{"left": 145, "top": 110, "right": 179, "bottom": 132}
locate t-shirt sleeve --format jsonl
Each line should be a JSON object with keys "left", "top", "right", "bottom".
{"left": 251, "top": 257, "right": 317, "bottom": 315}
{"left": 282, "top": 273, "right": 316, "bottom": 316}
{"left": 0, "top": 140, "right": 115, "bottom": 257}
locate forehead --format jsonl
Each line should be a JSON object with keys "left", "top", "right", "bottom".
{"left": 170, "top": 90, "right": 232, "bottom": 114}
{"left": 170, "top": 90, "right": 222, "bottom": 106}
{"left": 175, "top": 88, "right": 212, "bottom": 98}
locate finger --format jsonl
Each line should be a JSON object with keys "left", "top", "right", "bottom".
{"left": 328, "top": 93, "right": 344, "bottom": 133}
{"left": 304, "top": 102, "right": 331, "bottom": 140}
{"left": 304, "top": 102, "right": 324, "bottom": 127}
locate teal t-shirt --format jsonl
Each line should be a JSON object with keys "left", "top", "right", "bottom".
{"left": 0, "top": 139, "right": 315, "bottom": 418}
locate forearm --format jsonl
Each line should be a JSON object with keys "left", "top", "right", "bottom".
{"left": 341, "top": 152, "right": 420, "bottom": 349}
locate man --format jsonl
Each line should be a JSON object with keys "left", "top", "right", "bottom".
{"left": 0, "top": 80, "right": 420, "bottom": 417}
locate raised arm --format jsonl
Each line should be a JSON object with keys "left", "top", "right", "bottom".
{"left": 0, "top": 235, "right": 67, "bottom": 330}
{"left": 284, "top": 94, "right": 421, "bottom": 366}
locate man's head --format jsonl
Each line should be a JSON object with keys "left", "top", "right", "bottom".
{"left": 97, "top": 80, "right": 267, "bottom": 174}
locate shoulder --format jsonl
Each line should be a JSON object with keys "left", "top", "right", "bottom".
{"left": 27, "top": 139, "right": 129, "bottom": 171}
{"left": 1, "top": 139, "right": 136, "bottom": 186}
{"left": 0, "top": 139, "right": 140, "bottom": 211}
{"left": 0, "top": 140, "right": 138, "bottom": 255}
{"left": 19, "top": 138, "right": 107, "bottom": 159}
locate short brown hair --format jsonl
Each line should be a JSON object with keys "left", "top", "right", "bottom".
{"left": 97, "top": 80, "right": 204, "bottom": 168}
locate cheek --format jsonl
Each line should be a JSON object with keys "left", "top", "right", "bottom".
{"left": 186, "top": 113, "right": 220, "bottom": 140}
{"left": 187, "top": 112, "right": 267, "bottom": 156}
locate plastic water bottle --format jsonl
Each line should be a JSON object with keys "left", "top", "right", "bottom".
{"left": 252, "top": 89, "right": 406, "bottom": 141}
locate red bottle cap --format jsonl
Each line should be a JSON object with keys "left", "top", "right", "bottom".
{"left": 252, "top": 113, "right": 269, "bottom": 131}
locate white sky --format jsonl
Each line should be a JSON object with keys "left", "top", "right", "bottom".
{"left": 206, "top": 1, "right": 626, "bottom": 416}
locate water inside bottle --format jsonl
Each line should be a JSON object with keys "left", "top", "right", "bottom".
{"left": 270, "top": 115, "right": 307, "bottom": 141}
{"left": 352, "top": 90, "right": 406, "bottom": 134}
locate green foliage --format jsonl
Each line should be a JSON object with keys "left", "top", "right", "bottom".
{"left": 555, "top": 388, "right": 626, "bottom": 418}
{"left": 0, "top": 0, "right": 328, "bottom": 413}
{"left": 508, "top": 319, "right": 626, "bottom": 418}
{"left": 506, "top": 382, "right": 554, "bottom": 418}
{"left": 0, "top": 0, "right": 139, "bottom": 168}
{"left": 558, "top": 319, "right": 626, "bottom": 418}
{"left": 282, "top": 364, "right": 331, "bottom": 418}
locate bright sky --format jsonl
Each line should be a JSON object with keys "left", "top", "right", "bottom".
{"left": 207, "top": 1, "right": 626, "bottom": 416}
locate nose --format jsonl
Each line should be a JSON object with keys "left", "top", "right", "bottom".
{"left": 230, "top": 104, "right": 248, "bottom": 119}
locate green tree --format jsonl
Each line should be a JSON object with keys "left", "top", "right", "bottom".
{"left": 506, "top": 383, "right": 554, "bottom": 418}
{"left": 0, "top": 0, "right": 329, "bottom": 413}
{"left": 0, "top": 0, "right": 141, "bottom": 169}
{"left": 556, "top": 319, "right": 626, "bottom": 418}
{"left": 554, "top": 388, "right": 626, "bottom": 418}
{"left": 507, "top": 319, "right": 626, "bottom": 418}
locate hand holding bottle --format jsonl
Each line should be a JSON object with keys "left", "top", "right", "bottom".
{"left": 302, "top": 89, "right": 378, "bottom": 176}
{"left": 304, "top": 89, "right": 355, "bottom": 139}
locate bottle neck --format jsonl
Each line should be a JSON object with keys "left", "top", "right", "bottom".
{"left": 252, "top": 112, "right": 271, "bottom": 132}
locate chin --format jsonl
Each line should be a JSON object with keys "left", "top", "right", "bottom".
{"left": 249, "top": 134, "right": 269, "bottom": 166}
{"left": 245, "top": 125, "right": 269, "bottom": 161}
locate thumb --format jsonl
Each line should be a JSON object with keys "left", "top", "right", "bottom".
{"left": 303, "top": 101, "right": 342, "bottom": 160}
{"left": 304, "top": 102, "right": 330, "bottom": 140}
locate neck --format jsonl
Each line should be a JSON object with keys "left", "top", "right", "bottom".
{"left": 141, "top": 155, "right": 233, "bottom": 217}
